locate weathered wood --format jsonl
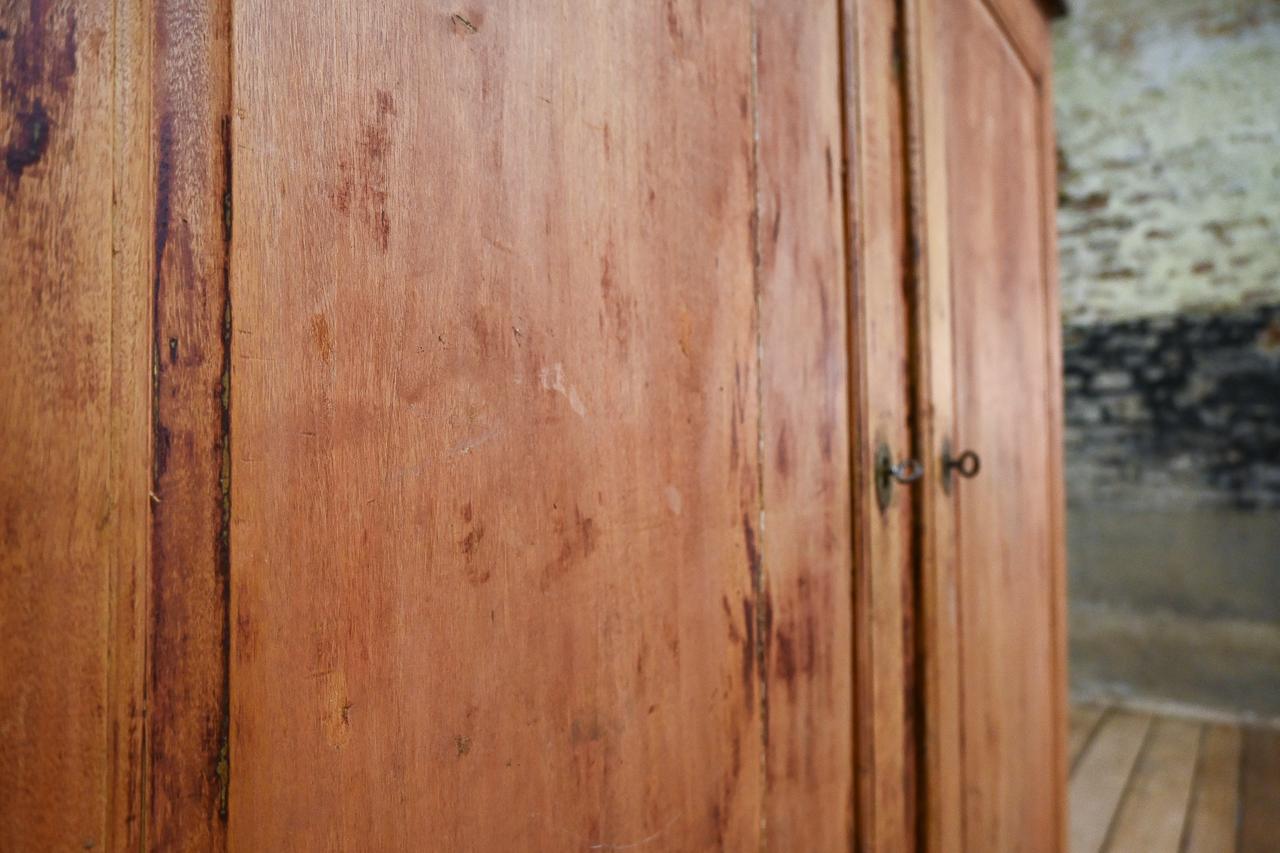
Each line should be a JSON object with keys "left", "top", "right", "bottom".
{"left": 913, "top": 0, "right": 1066, "bottom": 849}
{"left": 1068, "top": 711, "right": 1152, "bottom": 853}
{"left": 109, "top": 0, "right": 158, "bottom": 847}
{"left": 1239, "top": 727, "right": 1280, "bottom": 853}
{"left": 0, "top": 2, "right": 142, "bottom": 849}
{"left": 229, "top": 2, "right": 762, "bottom": 849}
{"left": 903, "top": 0, "right": 964, "bottom": 845}
{"left": 1105, "top": 717, "right": 1201, "bottom": 852}
{"left": 147, "top": 0, "right": 234, "bottom": 847}
{"left": 757, "top": 0, "right": 856, "bottom": 848}
{"left": 840, "top": 0, "right": 919, "bottom": 848}
{"left": 1182, "top": 723, "right": 1242, "bottom": 853}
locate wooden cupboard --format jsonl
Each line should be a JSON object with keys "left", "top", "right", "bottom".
{"left": 0, "top": 0, "right": 1065, "bottom": 849}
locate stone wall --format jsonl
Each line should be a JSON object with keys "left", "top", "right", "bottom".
{"left": 1053, "top": 0, "right": 1280, "bottom": 718}
{"left": 1055, "top": 0, "right": 1280, "bottom": 324}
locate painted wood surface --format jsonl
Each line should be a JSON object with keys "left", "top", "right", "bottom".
{"left": 933, "top": 0, "right": 1065, "bottom": 848}
{"left": 756, "top": 0, "right": 857, "bottom": 849}
{"left": 841, "top": 0, "right": 919, "bottom": 849}
{"left": 229, "top": 2, "right": 775, "bottom": 848}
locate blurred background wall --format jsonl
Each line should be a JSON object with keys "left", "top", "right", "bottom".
{"left": 1053, "top": 0, "right": 1280, "bottom": 718}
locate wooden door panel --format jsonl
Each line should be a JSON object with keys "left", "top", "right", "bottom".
{"left": 937, "top": 0, "right": 1063, "bottom": 848}
{"left": 1, "top": 3, "right": 123, "bottom": 848}
{"left": 229, "top": 2, "right": 763, "bottom": 849}
{"left": 757, "top": 0, "right": 857, "bottom": 849}
{"left": 841, "top": 0, "right": 919, "bottom": 848}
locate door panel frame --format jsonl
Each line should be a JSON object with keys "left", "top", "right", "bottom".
{"left": 903, "top": 0, "right": 1067, "bottom": 849}
{"left": 839, "top": 0, "right": 921, "bottom": 848}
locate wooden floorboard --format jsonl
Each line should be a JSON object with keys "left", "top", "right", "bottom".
{"left": 1239, "top": 727, "right": 1280, "bottom": 853}
{"left": 1070, "top": 704, "right": 1280, "bottom": 853}
{"left": 1182, "top": 723, "right": 1242, "bottom": 853}
{"left": 1105, "top": 717, "right": 1201, "bottom": 852}
{"left": 1069, "top": 705, "right": 1108, "bottom": 771}
{"left": 1069, "top": 710, "right": 1153, "bottom": 853}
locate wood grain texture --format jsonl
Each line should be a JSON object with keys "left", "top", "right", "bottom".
{"left": 1105, "top": 717, "right": 1201, "bottom": 852}
{"left": 229, "top": 2, "right": 762, "bottom": 849}
{"left": 0, "top": 2, "right": 132, "bottom": 849}
{"left": 1182, "top": 723, "right": 1242, "bottom": 853}
{"left": 903, "top": 0, "right": 964, "bottom": 845}
{"left": 935, "top": 0, "right": 1064, "bottom": 848}
{"left": 756, "top": 0, "right": 856, "bottom": 848}
{"left": 1069, "top": 711, "right": 1152, "bottom": 853}
{"left": 840, "top": 0, "right": 919, "bottom": 848}
{"left": 109, "top": 0, "right": 159, "bottom": 847}
{"left": 147, "top": 0, "right": 234, "bottom": 847}
{"left": 1239, "top": 727, "right": 1280, "bottom": 853}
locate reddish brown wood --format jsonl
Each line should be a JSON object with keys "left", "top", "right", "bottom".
{"left": 903, "top": 0, "right": 965, "bottom": 846}
{"left": 229, "top": 3, "right": 763, "bottom": 849}
{"left": 841, "top": 0, "right": 918, "bottom": 848}
{"left": 933, "top": 0, "right": 1065, "bottom": 848}
{"left": 0, "top": 2, "right": 130, "bottom": 849}
{"left": 147, "top": 0, "right": 235, "bottom": 848}
{"left": 109, "top": 1, "right": 157, "bottom": 847}
{"left": 757, "top": 0, "right": 856, "bottom": 848}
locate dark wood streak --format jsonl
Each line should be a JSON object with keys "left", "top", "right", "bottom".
{"left": 146, "top": 0, "right": 233, "bottom": 846}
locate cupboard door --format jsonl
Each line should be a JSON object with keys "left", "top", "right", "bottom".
{"left": 911, "top": 0, "right": 1067, "bottom": 849}
{"left": 227, "top": 1, "right": 852, "bottom": 849}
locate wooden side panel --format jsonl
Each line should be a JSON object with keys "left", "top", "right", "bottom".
{"left": 1037, "top": 19, "right": 1070, "bottom": 851}
{"left": 148, "top": 0, "right": 234, "bottom": 847}
{"left": 756, "top": 0, "right": 855, "bottom": 848}
{"left": 229, "top": 2, "right": 761, "bottom": 849}
{"left": 842, "top": 0, "right": 917, "bottom": 848}
{"left": 0, "top": 2, "right": 134, "bottom": 849}
{"left": 935, "top": 0, "right": 1064, "bottom": 848}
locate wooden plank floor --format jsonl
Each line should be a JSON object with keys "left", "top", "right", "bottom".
{"left": 1070, "top": 703, "right": 1280, "bottom": 853}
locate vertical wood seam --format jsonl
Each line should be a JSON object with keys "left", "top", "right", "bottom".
{"left": 142, "top": 7, "right": 156, "bottom": 849}
{"left": 890, "top": 2, "right": 929, "bottom": 849}
{"left": 839, "top": 0, "right": 876, "bottom": 845}
{"left": 146, "top": 0, "right": 234, "bottom": 844}
{"left": 746, "top": 2, "right": 770, "bottom": 848}
{"left": 832, "top": 0, "right": 860, "bottom": 849}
